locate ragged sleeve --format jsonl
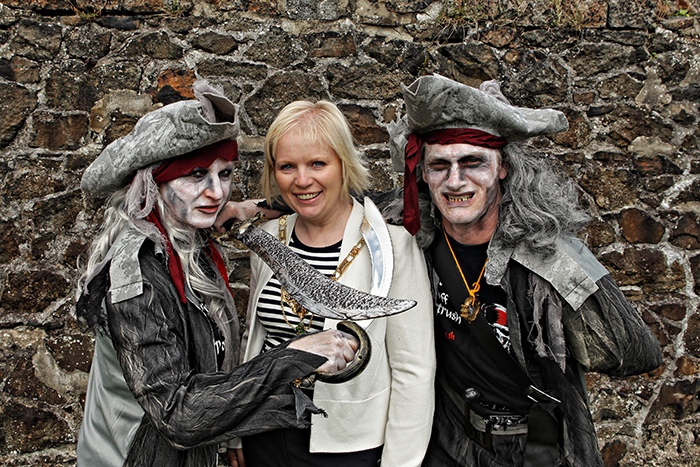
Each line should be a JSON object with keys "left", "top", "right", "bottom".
{"left": 105, "top": 251, "right": 326, "bottom": 450}
{"left": 563, "top": 274, "right": 662, "bottom": 377}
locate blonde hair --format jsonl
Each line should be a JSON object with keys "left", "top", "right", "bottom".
{"left": 262, "top": 100, "right": 370, "bottom": 205}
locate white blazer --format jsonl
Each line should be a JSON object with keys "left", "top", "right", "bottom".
{"left": 242, "top": 199, "right": 435, "bottom": 466}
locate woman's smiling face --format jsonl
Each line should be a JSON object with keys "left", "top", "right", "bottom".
{"left": 159, "top": 158, "right": 233, "bottom": 229}
{"left": 273, "top": 130, "right": 348, "bottom": 226}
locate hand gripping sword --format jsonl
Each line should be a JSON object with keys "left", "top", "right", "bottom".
{"left": 211, "top": 206, "right": 415, "bottom": 384}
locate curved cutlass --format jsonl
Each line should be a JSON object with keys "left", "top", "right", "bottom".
{"left": 211, "top": 211, "right": 415, "bottom": 384}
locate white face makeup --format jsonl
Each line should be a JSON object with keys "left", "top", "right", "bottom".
{"left": 159, "top": 158, "right": 233, "bottom": 229}
{"left": 422, "top": 142, "right": 507, "bottom": 244}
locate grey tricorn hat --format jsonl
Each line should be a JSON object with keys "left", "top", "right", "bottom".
{"left": 81, "top": 81, "right": 240, "bottom": 194}
{"left": 388, "top": 74, "right": 569, "bottom": 172}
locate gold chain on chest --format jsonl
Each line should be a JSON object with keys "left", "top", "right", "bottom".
{"left": 278, "top": 216, "right": 365, "bottom": 334}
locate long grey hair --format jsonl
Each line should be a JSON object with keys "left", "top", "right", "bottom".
{"left": 80, "top": 167, "right": 238, "bottom": 371}
{"left": 405, "top": 143, "right": 589, "bottom": 256}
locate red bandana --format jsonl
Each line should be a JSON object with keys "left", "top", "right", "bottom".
{"left": 403, "top": 128, "right": 508, "bottom": 235}
{"left": 144, "top": 208, "right": 233, "bottom": 303}
{"left": 152, "top": 139, "right": 238, "bottom": 184}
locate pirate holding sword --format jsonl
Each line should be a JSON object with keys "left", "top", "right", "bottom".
{"left": 75, "top": 82, "right": 429, "bottom": 467}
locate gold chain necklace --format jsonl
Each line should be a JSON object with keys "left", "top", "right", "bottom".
{"left": 442, "top": 226, "right": 488, "bottom": 323}
{"left": 278, "top": 216, "right": 365, "bottom": 334}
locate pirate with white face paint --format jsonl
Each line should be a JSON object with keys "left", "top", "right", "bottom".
{"left": 387, "top": 75, "right": 663, "bottom": 467}
{"left": 76, "top": 81, "right": 359, "bottom": 467}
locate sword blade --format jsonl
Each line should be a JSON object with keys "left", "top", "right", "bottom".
{"left": 227, "top": 218, "right": 416, "bottom": 321}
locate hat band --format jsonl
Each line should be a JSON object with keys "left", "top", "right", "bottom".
{"left": 403, "top": 128, "right": 507, "bottom": 236}
{"left": 152, "top": 139, "right": 238, "bottom": 184}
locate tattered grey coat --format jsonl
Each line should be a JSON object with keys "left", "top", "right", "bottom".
{"left": 76, "top": 227, "right": 324, "bottom": 467}
{"left": 424, "top": 234, "right": 663, "bottom": 467}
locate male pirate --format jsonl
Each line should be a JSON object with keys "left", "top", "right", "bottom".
{"left": 387, "top": 74, "right": 662, "bottom": 467}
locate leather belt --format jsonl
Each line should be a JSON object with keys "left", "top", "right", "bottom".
{"left": 439, "top": 375, "right": 528, "bottom": 452}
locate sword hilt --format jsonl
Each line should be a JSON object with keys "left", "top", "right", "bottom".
{"left": 297, "top": 320, "right": 372, "bottom": 388}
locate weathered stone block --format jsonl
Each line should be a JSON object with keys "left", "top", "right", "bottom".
{"left": 691, "top": 254, "right": 700, "bottom": 294}
{"left": 124, "top": 31, "right": 183, "bottom": 59}
{"left": 30, "top": 191, "right": 83, "bottom": 232}
{"left": 45, "top": 73, "right": 99, "bottom": 112}
{"left": 4, "top": 355, "right": 65, "bottom": 405}
{"left": 104, "top": 111, "right": 141, "bottom": 146}
{"left": 582, "top": 218, "right": 616, "bottom": 247}
{"left": 674, "top": 356, "right": 699, "bottom": 377}
{"left": 285, "top": 0, "right": 349, "bottom": 20}
{"left": 30, "top": 112, "right": 89, "bottom": 150}
{"left": 0, "top": 401, "right": 72, "bottom": 453}
{"left": 433, "top": 42, "right": 500, "bottom": 86}
{"left": 563, "top": 42, "right": 632, "bottom": 77}
{"left": 601, "top": 440, "right": 627, "bottom": 467}
{"left": 0, "top": 270, "right": 71, "bottom": 315}
{"left": 671, "top": 212, "right": 700, "bottom": 249}
{"left": 326, "top": 62, "right": 409, "bottom": 100}
{"left": 65, "top": 23, "right": 112, "bottom": 60}
{"left": 246, "top": 71, "right": 327, "bottom": 134}
{"left": 0, "top": 164, "right": 67, "bottom": 202}
{"left": 671, "top": 179, "right": 700, "bottom": 206}
{"left": 646, "top": 379, "right": 700, "bottom": 422}
{"left": 608, "top": 0, "right": 657, "bottom": 30}
{"left": 0, "top": 82, "right": 37, "bottom": 149}
{"left": 643, "top": 175, "right": 675, "bottom": 192}
{"left": 338, "top": 104, "right": 388, "bottom": 145}
{"left": 192, "top": 31, "right": 238, "bottom": 55}
{"left": 0, "top": 219, "right": 20, "bottom": 263}
{"left": 198, "top": 59, "right": 267, "bottom": 81}
{"left": 578, "top": 167, "right": 638, "bottom": 210}
{"left": 618, "top": 208, "right": 664, "bottom": 244}
{"left": 599, "top": 73, "right": 644, "bottom": 99}
{"left": 10, "top": 19, "right": 62, "bottom": 62}
{"left": 550, "top": 108, "right": 591, "bottom": 149}
{"left": 505, "top": 59, "right": 569, "bottom": 108}
{"left": 602, "top": 104, "right": 674, "bottom": 147}
{"left": 600, "top": 246, "right": 685, "bottom": 293}
{"left": 244, "top": 27, "right": 307, "bottom": 69}
{"left": 0, "top": 56, "right": 40, "bottom": 83}
{"left": 650, "top": 302, "right": 687, "bottom": 321}
{"left": 92, "top": 59, "right": 143, "bottom": 92}
{"left": 46, "top": 333, "right": 94, "bottom": 373}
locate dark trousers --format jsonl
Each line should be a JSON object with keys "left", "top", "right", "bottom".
{"left": 243, "top": 427, "right": 382, "bottom": 467}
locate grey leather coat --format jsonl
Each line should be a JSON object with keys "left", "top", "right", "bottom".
{"left": 76, "top": 227, "right": 324, "bottom": 467}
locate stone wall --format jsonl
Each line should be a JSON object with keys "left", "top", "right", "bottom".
{"left": 0, "top": 0, "right": 698, "bottom": 465}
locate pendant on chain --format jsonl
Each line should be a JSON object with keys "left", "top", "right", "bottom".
{"left": 460, "top": 295, "right": 481, "bottom": 323}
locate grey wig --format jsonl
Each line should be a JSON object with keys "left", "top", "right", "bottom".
{"left": 399, "top": 143, "right": 590, "bottom": 255}
{"left": 80, "top": 167, "right": 239, "bottom": 371}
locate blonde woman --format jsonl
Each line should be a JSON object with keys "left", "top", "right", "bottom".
{"left": 237, "top": 100, "right": 436, "bottom": 467}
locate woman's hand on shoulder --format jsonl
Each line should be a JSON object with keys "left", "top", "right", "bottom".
{"left": 289, "top": 329, "right": 359, "bottom": 373}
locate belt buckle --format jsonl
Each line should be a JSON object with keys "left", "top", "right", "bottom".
{"left": 464, "top": 407, "right": 493, "bottom": 452}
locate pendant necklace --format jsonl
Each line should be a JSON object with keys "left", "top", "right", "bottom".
{"left": 278, "top": 215, "right": 365, "bottom": 334}
{"left": 442, "top": 226, "right": 488, "bottom": 323}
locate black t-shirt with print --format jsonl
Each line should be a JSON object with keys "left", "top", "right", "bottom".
{"left": 433, "top": 237, "right": 532, "bottom": 414}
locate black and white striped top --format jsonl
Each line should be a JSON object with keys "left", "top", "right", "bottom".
{"left": 257, "top": 229, "right": 341, "bottom": 352}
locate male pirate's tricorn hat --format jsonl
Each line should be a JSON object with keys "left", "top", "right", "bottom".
{"left": 81, "top": 81, "right": 240, "bottom": 194}
{"left": 388, "top": 74, "right": 569, "bottom": 234}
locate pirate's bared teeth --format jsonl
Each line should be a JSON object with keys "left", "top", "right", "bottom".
{"left": 446, "top": 194, "right": 473, "bottom": 202}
